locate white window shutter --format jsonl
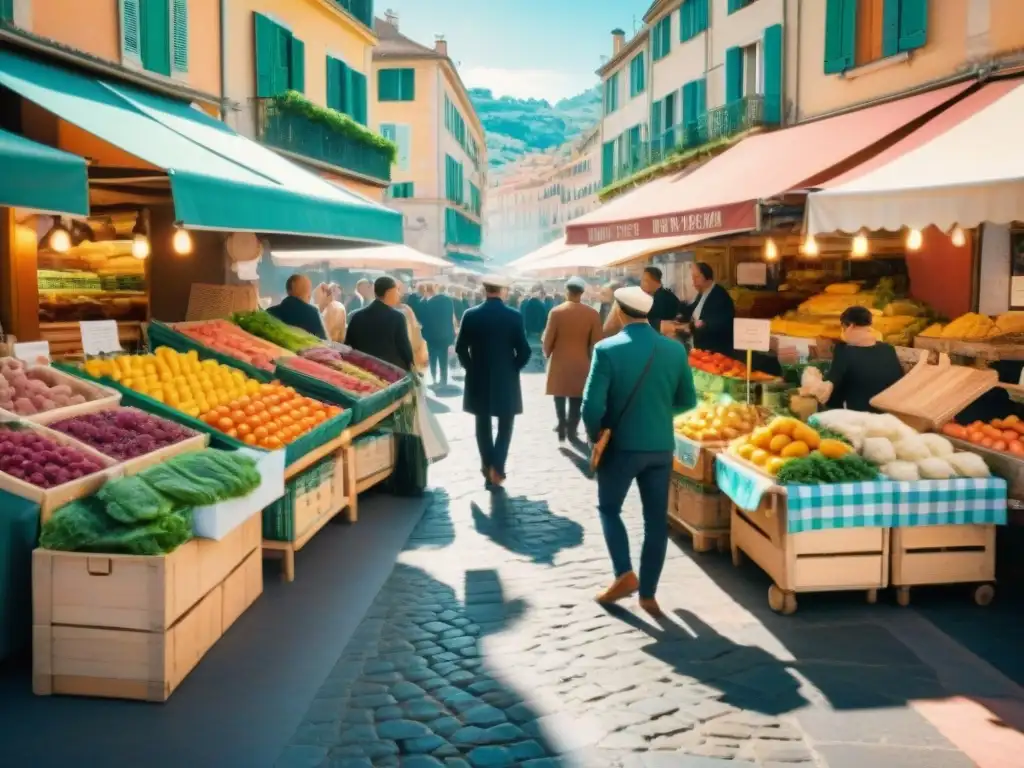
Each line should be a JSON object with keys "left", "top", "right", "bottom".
{"left": 396, "top": 125, "right": 411, "bottom": 171}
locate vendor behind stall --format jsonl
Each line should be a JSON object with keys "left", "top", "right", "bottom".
{"left": 802, "top": 306, "right": 903, "bottom": 412}
{"left": 268, "top": 275, "right": 327, "bottom": 340}
{"left": 678, "top": 262, "right": 734, "bottom": 355}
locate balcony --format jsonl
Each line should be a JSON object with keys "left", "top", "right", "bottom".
{"left": 255, "top": 95, "right": 394, "bottom": 183}
{"left": 607, "top": 95, "right": 771, "bottom": 191}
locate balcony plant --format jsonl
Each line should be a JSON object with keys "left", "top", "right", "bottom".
{"left": 270, "top": 90, "right": 397, "bottom": 166}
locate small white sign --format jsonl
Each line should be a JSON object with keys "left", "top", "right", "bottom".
{"left": 79, "top": 320, "right": 122, "bottom": 356}
{"left": 1012, "top": 276, "right": 1024, "bottom": 309}
{"left": 734, "top": 318, "right": 772, "bottom": 352}
{"left": 13, "top": 341, "right": 50, "bottom": 366}
{"left": 736, "top": 262, "right": 768, "bottom": 287}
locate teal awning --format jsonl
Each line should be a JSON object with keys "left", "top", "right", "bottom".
{"left": 0, "top": 128, "right": 88, "bottom": 215}
{"left": 0, "top": 50, "right": 402, "bottom": 244}
{"left": 446, "top": 250, "right": 485, "bottom": 264}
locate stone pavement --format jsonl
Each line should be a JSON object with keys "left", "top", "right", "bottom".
{"left": 277, "top": 370, "right": 1024, "bottom": 768}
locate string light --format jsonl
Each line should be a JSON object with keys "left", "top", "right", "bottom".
{"left": 906, "top": 228, "right": 923, "bottom": 251}
{"left": 950, "top": 226, "right": 966, "bottom": 247}
{"left": 800, "top": 234, "right": 819, "bottom": 257}
{"left": 47, "top": 225, "right": 71, "bottom": 253}
{"left": 851, "top": 233, "right": 869, "bottom": 258}
{"left": 131, "top": 211, "right": 150, "bottom": 260}
{"left": 764, "top": 238, "right": 779, "bottom": 261}
{"left": 172, "top": 225, "right": 193, "bottom": 255}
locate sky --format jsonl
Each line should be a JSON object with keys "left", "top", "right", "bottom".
{"left": 379, "top": 0, "right": 652, "bottom": 103}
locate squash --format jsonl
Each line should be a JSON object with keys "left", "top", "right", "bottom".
{"left": 765, "top": 457, "right": 788, "bottom": 476}
{"left": 737, "top": 442, "right": 756, "bottom": 460}
{"left": 818, "top": 439, "right": 851, "bottom": 459}
{"left": 750, "top": 448, "right": 770, "bottom": 466}
{"left": 781, "top": 440, "right": 810, "bottom": 459}
{"left": 792, "top": 423, "right": 821, "bottom": 450}
{"left": 750, "top": 427, "right": 774, "bottom": 450}
{"left": 768, "top": 416, "right": 799, "bottom": 437}
{"left": 769, "top": 434, "right": 792, "bottom": 454}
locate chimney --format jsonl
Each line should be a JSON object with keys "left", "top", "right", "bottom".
{"left": 384, "top": 9, "right": 398, "bottom": 28}
{"left": 612, "top": 28, "right": 625, "bottom": 56}
{"left": 434, "top": 35, "right": 448, "bottom": 57}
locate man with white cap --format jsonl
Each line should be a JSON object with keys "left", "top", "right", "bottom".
{"left": 542, "top": 276, "right": 602, "bottom": 441}
{"left": 455, "top": 274, "right": 532, "bottom": 489}
{"left": 582, "top": 285, "right": 697, "bottom": 616}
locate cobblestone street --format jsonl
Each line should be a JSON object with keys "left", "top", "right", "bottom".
{"left": 277, "top": 364, "right": 1024, "bottom": 768}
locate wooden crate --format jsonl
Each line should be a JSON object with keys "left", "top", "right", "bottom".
{"left": 33, "top": 512, "right": 261, "bottom": 633}
{"left": 354, "top": 433, "right": 395, "bottom": 482}
{"left": 672, "top": 443, "right": 721, "bottom": 486}
{"left": 890, "top": 524, "right": 996, "bottom": 607}
{"left": 669, "top": 477, "right": 730, "bottom": 553}
{"left": 33, "top": 547, "right": 263, "bottom": 702}
{"left": 730, "top": 492, "right": 889, "bottom": 614}
{"left": 8, "top": 362, "right": 122, "bottom": 426}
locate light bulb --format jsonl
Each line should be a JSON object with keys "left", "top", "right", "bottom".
{"left": 131, "top": 233, "right": 150, "bottom": 259}
{"left": 172, "top": 226, "right": 193, "bottom": 255}
{"left": 764, "top": 238, "right": 779, "bottom": 261}
{"left": 852, "top": 233, "right": 869, "bottom": 258}
{"left": 48, "top": 227, "right": 71, "bottom": 253}
{"left": 906, "top": 228, "right": 923, "bottom": 251}
{"left": 950, "top": 226, "right": 966, "bottom": 247}
{"left": 801, "top": 234, "right": 819, "bottom": 257}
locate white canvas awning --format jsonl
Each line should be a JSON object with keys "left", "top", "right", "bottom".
{"left": 521, "top": 232, "right": 742, "bottom": 275}
{"left": 272, "top": 244, "right": 448, "bottom": 276}
{"left": 507, "top": 237, "right": 574, "bottom": 270}
{"left": 807, "top": 80, "right": 1024, "bottom": 235}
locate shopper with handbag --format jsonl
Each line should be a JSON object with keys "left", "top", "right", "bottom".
{"left": 581, "top": 286, "right": 697, "bottom": 617}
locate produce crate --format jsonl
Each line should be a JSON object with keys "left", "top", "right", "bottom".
{"left": 890, "top": 524, "right": 996, "bottom": 607}
{"left": 193, "top": 449, "right": 285, "bottom": 540}
{"left": 353, "top": 431, "right": 395, "bottom": 483}
{"left": 0, "top": 359, "right": 121, "bottom": 426}
{"left": 33, "top": 545, "right": 262, "bottom": 702}
{"left": 275, "top": 359, "right": 413, "bottom": 425}
{"left": 146, "top": 321, "right": 279, "bottom": 384}
{"left": 262, "top": 455, "right": 339, "bottom": 543}
{"left": 669, "top": 475, "right": 730, "bottom": 553}
{"left": 672, "top": 434, "right": 721, "bottom": 486}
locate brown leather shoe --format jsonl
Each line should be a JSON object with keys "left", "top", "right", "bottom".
{"left": 488, "top": 467, "right": 504, "bottom": 488}
{"left": 639, "top": 598, "right": 664, "bottom": 618}
{"left": 596, "top": 572, "right": 639, "bottom": 604}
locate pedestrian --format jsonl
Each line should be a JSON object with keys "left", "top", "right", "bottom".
{"left": 314, "top": 282, "right": 347, "bottom": 343}
{"left": 640, "top": 266, "right": 681, "bottom": 333}
{"left": 582, "top": 286, "right": 697, "bottom": 617}
{"left": 521, "top": 291, "right": 547, "bottom": 338}
{"left": 267, "top": 274, "right": 327, "bottom": 339}
{"left": 405, "top": 281, "right": 423, "bottom": 316}
{"left": 679, "top": 262, "right": 736, "bottom": 356}
{"left": 346, "top": 278, "right": 373, "bottom": 314}
{"left": 394, "top": 280, "right": 429, "bottom": 372}
{"left": 422, "top": 283, "right": 457, "bottom": 387}
{"left": 455, "top": 275, "right": 532, "bottom": 489}
{"left": 344, "top": 276, "right": 414, "bottom": 371}
{"left": 543, "top": 276, "right": 602, "bottom": 442}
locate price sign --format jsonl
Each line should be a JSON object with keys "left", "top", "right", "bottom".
{"left": 674, "top": 434, "right": 700, "bottom": 469}
{"left": 736, "top": 262, "right": 768, "bottom": 287}
{"left": 13, "top": 341, "right": 50, "bottom": 366}
{"left": 79, "top": 320, "right": 122, "bottom": 357}
{"left": 733, "top": 318, "right": 772, "bottom": 352}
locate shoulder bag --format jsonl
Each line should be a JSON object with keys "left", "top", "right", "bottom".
{"left": 590, "top": 349, "right": 656, "bottom": 472}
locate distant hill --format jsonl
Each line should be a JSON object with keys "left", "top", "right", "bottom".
{"left": 469, "top": 86, "right": 602, "bottom": 168}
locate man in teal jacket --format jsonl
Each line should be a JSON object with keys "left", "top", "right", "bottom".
{"left": 582, "top": 286, "right": 697, "bottom": 616}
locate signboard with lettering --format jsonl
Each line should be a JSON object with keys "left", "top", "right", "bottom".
{"left": 564, "top": 201, "right": 759, "bottom": 246}
{"left": 734, "top": 318, "right": 772, "bottom": 353}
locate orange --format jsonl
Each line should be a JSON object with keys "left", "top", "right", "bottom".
{"left": 298, "top": 406, "right": 310, "bottom": 417}
{"left": 243, "top": 404, "right": 257, "bottom": 417}
{"left": 236, "top": 423, "right": 252, "bottom": 436}
{"left": 268, "top": 405, "right": 283, "bottom": 417}
{"left": 252, "top": 400, "right": 267, "bottom": 412}
{"left": 279, "top": 415, "right": 294, "bottom": 428}
{"left": 227, "top": 428, "right": 238, "bottom": 439}
{"left": 253, "top": 426, "right": 269, "bottom": 441}
{"left": 216, "top": 405, "right": 231, "bottom": 416}
{"left": 265, "top": 420, "right": 281, "bottom": 433}
{"left": 265, "top": 436, "right": 283, "bottom": 450}
{"left": 217, "top": 416, "right": 234, "bottom": 431}
{"left": 230, "top": 410, "right": 246, "bottom": 423}
{"left": 313, "top": 411, "right": 326, "bottom": 423}
{"left": 236, "top": 396, "right": 251, "bottom": 407}
{"left": 242, "top": 434, "right": 257, "bottom": 445}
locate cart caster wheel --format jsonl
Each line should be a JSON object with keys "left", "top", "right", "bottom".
{"left": 731, "top": 547, "right": 743, "bottom": 567}
{"left": 866, "top": 589, "right": 878, "bottom": 605}
{"left": 768, "top": 585, "right": 797, "bottom": 615}
{"left": 974, "top": 584, "right": 995, "bottom": 606}
{"left": 896, "top": 587, "right": 911, "bottom": 607}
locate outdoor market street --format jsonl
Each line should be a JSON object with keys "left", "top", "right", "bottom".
{"left": 276, "top": 361, "right": 1024, "bottom": 768}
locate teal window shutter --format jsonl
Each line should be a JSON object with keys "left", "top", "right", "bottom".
{"left": 350, "top": 71, "right": 367, "bottom": 124}
{"left": 171, "top": 0, "right": 188, "bottom": 73}
{"left": 141, "top": 0, "right": 172, "bottom": 76}
{"left": 696, "top": 77, "right": 707, "bottom": 119}
{"left": 378, "top": 69, "right": 399, "bottom": 101}
{"left": 661, "top": 16, "right": 672, "bottom": 58}
{"left": 340, "top": 61, "right": 354, "bottom": 115}
{"left": 629, "top": 54, "right": 645, "bottom": 97}
{"left": 395, "top": 125, "right": 411, "bottom": 171}
{"left": 882, "top": 0, "right": 901, "bottom": 57}
{"left": 680, "top": 1, "right": 693, "bottom": 42}
{"left": 824, "top": 0, "right": 856, "bottom": 74}
{"left": 725, "top": 46, "right": 743, "bottom": 103}
{"left": 664, "top": 91, "right": 676, "bottom": 128}
{"left": 697, "top": 0, "right": 709, "bottom": 33}
{"left": 728, "top": 0, "right": 741, "bottom": 13}
{"left": 254, "top": 14, "right": 276, "bottom": 97}
{"left": 898, "top": 0, "right": 927, "bottom": 52}
{"left": 121, "top": 0, "right": 143, "bottom": 66}
{"left": 326, "top": 56, "right": 342, "bottom": 110}
{"left": 601, "top": 140, "right": 614, "bottom": 186}
{"left": 0, "top": 0, "right": 13, "bottom": 23}
{"left": 399, "top": 68, "right": 415, "bottom": 100}
{"left": 762, "top": 24, "right": 783, "bottom": 124}
{"left": 289, "top": 37, "right": 305, "bottom": 93}
{"left": 651, "top": 100, "right": 663, "bottom": 142}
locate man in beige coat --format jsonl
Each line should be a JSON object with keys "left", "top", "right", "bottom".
{"left": 543, "top": 276, "right": 602, "bottom": 441}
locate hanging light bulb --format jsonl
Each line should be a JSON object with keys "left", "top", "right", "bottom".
{"left": 131, "top": 210, "right": 150, "bottom": 260}
{"left": 764, "top": 238, "right": 779, "bottom": 261}
{"left": 906, "top": 228, "right": 923, "bottom": 251}
{"left": 851, "top": 232, "right": 869, "bottom": 258}
{"left": 44, "top": 218, "right": 71, "bottom": 253}
{"left": 950, "top": 226, "right": 966, "bottom": 248}
{"left": 172, "top": 225, "right": 193, "bottom": 255}
{"left": 801, "top": 234, "right": 819, "bottom": 257}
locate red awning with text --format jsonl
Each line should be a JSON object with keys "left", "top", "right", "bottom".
{"left": 565, "top": 83, "right": 972, "bottom": 246}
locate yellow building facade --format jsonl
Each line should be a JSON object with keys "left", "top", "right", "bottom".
{"left": 370, "top": 12, "right": 487, "bottom": 261}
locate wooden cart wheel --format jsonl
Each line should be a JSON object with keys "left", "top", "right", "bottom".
{"left": 731, "top": 547, "right": 743, "bottom": 567}
{"left": 768, "top": 585, "right": 797, "bottom": 615}
{"left": 974, "top": 584, "right": 995, "bottom": 606}
{"left": 896, "top": 587, "right": 911, "bottom": 607}
{"left": 866, "top": 589, "right": 878, "bottom": 605}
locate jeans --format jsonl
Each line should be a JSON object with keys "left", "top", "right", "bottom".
{"left": 596, "top": 449, "right": 672, "bottom": 598}
{"left": 554, "top": 396, "right": 582, "bottom": 429}
{"left": 475, "top": 414, "right": 515, "bottom": 477}
{"left": 427, "top": 342, "right": 449, "bottom": 385}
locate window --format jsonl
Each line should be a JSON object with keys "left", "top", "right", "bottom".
{"left": 445, "top": 155, "right": 464, "bottom": 204}
{"left": 380, "top": 123, "right": 410, "bottom": 170}
{"left": 682, "top": 78, "right": 707, "bottom": 131}
{"left": 122, "top": 0, "right": 189, "bottom": 77}
{"left": 601, "top": 140, "right": 615, "bottom": 186}
{"left": 629, "top": 53, "right": 645, "bottom": 98}
{"left": 255, "top": 14, "right": 305, "bottom": 96}
{"left": 763, "top": 24, "right": 783, "bottom": 124}
{"left": 326, "top": 55, "right": 367, "bottom": 123}
{"left": 680, "top": 0, "right": 709, "bottom": 42}
{"left": 389, "top": 182, "right": 414, "bottom": 198}
{"left": 603, "top": 72, "right": 619, "bottom": 114}
{"left": 378, "top": 68, "right": 415, "bottom": 101}
{"left": 825, "top": 0, "right": 927, "bottom": 74}
{"left": 444, "top": 95, "right": 468, "bottom": 147}
{"left": 728, "top": 0, "right": 758, "bottom": 12}
{"left": 445, "top": 208, "right": 482, "bottom": 247}
{"left": 334, "top": 0, "right": 373, "bottom": 28}
{"left": 652, "top": 16, "right": 671, "bottom": 61}
{"left": 470, "top": 183, "right": 481, "bottom": 215}
{"left": 742, "top": 42, "right": 762, "bottom": 97}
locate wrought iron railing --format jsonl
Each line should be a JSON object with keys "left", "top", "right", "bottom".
{"left": 612, "top": 95, "right": 769, "bottom": 185}
{"left": 254, "top": 98, "right": 392, "bottom": 183}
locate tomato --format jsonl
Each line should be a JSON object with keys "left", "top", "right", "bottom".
{"left": 993, "top": 440, "right": 1008, "bottom": 452}
{"left": 1003, "top": 430, "right": 1018, "bottom": 442}
{"left": 981, "top": 438, "right": 995, "bottom": 448}
{"left": 1010, "top": 441, "right": 1024, "bottom": 455}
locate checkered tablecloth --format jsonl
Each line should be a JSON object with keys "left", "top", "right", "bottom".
{"left": 715, "top": 454, "right": 1008, "bottom": 533}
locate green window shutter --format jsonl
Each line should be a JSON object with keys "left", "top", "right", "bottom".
{"left": 725, "top": 46, "right": 743, "bottom": 104}
{"left": 696, "top": 77, "right": 707, "bottom": 119}
{"left": 697, "top": 0, "right": 709, "bottom": 33}
{"left": 682, "top": 81, "right": 696, "bottom": 127}
{"left": 824, "top": 0, "right": 856, "bottom": 74}
{"left": 728, "top": 0, "right": 739, "bottom": 13}
{"left": 898, "top": 0, "right": 927, "bottom": 51}
{"left": 121, "top": 0, "right": 143, "bottom": 65}
{"left": 350, "top": 71, "right": 367, "bottom": 124}
{"left": 171, "top": 0, "right": 188, "bottom": 73}
{"left": 651, "top": 100, "right": 663, "bottom": 141}
{"left": 882, "top": 0, "right": 901, "bottom": 57}
{"left": 680, "top": 0, "right": 693, "bottom": 42}
{"left": 289, "top": 37, "right": 305, "bottom": 93}
{"left": 664, "top": 91, "right": 676, "bottom": 128}
{"left": 326, "top": 56, "right": 342, "bottom": 110}
{"left": 661, "top": 17, "right": 671, "bottom": 58}
{"left": 601, "top": 140, "right": 615, "bottom": 186}
{"left": 378, "top": 69, "right": 398, "bottom": 101}
{"left": 141, "top": 0, "right": 172, "bottom": 76}
{"left": 399, "top": 68, "right": 415, "bottom": 100}
{"left": 762, "top": 24, "right": 783, "bottom": 124}
{"left": 395, "top": 124, "right": 410, "bottom": 171}
{"left": 0, "top": 0, "right": 13, "bottom": 23}
{"left": 340, "top": 61, "right": 353, "bottom": 114}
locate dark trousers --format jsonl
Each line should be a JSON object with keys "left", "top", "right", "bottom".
{"left": 596, "top": 449, "right": 672, "bottom": 598}
{"left": 475, "top": 413, "right": 515, "bottom": 477}
{"left": 427, "top": 342, "right": 449, "bottom": 385}
{"left": 554, "top": 396, "right": 582, "bottom": 428}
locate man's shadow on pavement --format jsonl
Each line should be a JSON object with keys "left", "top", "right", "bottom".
{"left": 603, "top": 604, "right": 809, "bottom": 717}
{"left": 471, "top": 494, "right": 584, "bottom": 565}
{"left": 404, "top": 489, "right": 456, "bottom": 549}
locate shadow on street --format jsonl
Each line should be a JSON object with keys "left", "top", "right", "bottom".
{"left": 471, "top": 494, "right": 584, "bottom": 565}
{"left": 404, "top": 489, "right": 456, "bottom": 550}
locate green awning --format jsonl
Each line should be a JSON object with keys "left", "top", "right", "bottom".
{"left": 0, "top": 50, "right": 402, "bottom": 244}
{"left": 446, "top": 250, "right": 485, "bottom": 264}
{"left": 0, "top": 128, "right": 88, "bottom": 215}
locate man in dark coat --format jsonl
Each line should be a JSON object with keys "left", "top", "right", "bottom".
{"left": 267, "top": 274, "right": 326, "bottom": 339}
{"left": 422, "top": 284, "right": 457, "bottom": 386}
{"left": 521, "top": 292, "right": 547, "bottom": 338}
{"left": 640, "top": 266, "right": 681, "bottom": 333}
{"left": 346, "top": 278, "right": 373, "bottom": 314}
{"left": 404, "top": 282, "right": 422, "bottom": 317}
{"left": 344, "top": 276, "right": 414, "bottom": 371}
{"left": 456, "top": 275, "right": 532, "bottom": 489}
{"left": 679, "top": 262, "right": 736, "bottom": 355}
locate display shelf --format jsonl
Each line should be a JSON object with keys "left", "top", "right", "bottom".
{"left": 348, "top": 395, "right": 409, "bottom": 439}
{"left": 355, "top": 466, "right": 393, "bottom": 495}
{"left": 890, "top": 524, "right": 996, "bottom": 607}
